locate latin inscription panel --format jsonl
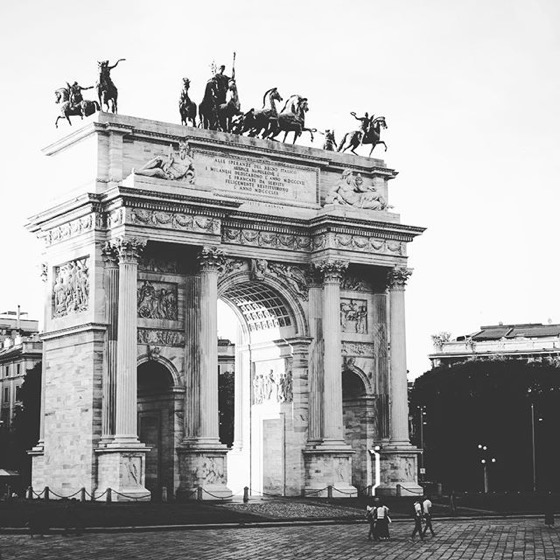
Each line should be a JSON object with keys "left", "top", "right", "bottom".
{"left": 197, "top": 151, "right": 318, "bottom": 206}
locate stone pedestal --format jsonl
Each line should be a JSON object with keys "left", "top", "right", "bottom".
{"left": 176, "top": 446, "right": 232, "bottom": 500}
{"left": 95, "top": 448, "right": 151, "bottom": 501}
{"left": 303, "top": 447, "right": 357, "bottom": 498}
{"left": 376, "top": 446, "right": 423, "bottom": 496}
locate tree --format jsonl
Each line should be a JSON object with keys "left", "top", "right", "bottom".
{"left": 10, "top": 362, "right": 42, "bottom": 486}
{"left": 410, "top": 359, "right": 560, "bottom": 492}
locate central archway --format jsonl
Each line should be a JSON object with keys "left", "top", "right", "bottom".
{"left": 217, "top": 276, "right": 304, "bottom": 496}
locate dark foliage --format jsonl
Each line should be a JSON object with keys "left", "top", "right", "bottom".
{"left": 410, "top": 359, "right": 560, "bottom": 492}
{"left": 218, "top": 370, "right": 235, "bottom": 447}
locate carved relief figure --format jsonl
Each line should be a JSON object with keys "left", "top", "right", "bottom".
{"left": 253, "top": 368, "right": 293, "bottom": 404}
{"left": 52, "top": 257, "right": 90, "bottom": 318}
{"left": 250, "top": 258, "right": 268, "bottom": 281}
{"left": 340, "top": 298, "right": 368, "bottom": 334}
{"left": 137, "top": 280, "right": 178, "bottom": 320}
{"left": 325, "top": 170, "right": 388, "bottom": 210}
{"left": 134, "top": 140, "right": 195, "bottom": 183}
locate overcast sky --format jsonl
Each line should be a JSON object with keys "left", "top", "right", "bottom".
{"left": 1, "top": 0, "right": 559, "bottom": 377}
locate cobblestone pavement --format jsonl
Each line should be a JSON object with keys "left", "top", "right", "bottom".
{"left": 1, "top": 518, "right": 559, "bottom": 560}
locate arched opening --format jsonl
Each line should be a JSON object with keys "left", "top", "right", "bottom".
{"left": 343, "top": 369, "right": 375, "bottom": 491}
{"left": 217, "top": 280, "right": 299, "bottom": 496}
{"left": 137, "top": 361, "right": 176, "bottom": 496}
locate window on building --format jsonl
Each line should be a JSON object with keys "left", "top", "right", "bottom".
{"left": 16, "top": 364, "right": 21, "bottom": 376}
{"left": 3, "top": 388, "right": 8, "bottom": 402}
{"left": 15, "top": 385, "right": 21, "bottom": 401}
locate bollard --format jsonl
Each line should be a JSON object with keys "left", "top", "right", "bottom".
{"left": 367, "top": 485, "right": 372, "bottom": 497}
{"left": 161, "top": 487, "right": 168, "bottom": 502}
{"left": 106, "top": 488, "right": 112, "bottom": 503}
{"left": 327, "top": 485, "right": 333, "bottom": 499}
{"left": 44, "top": 486, "right": 50, "bottom": 501}
{"left": 396, "top": 484, "right": 402, "bottom": 497}
{"left": 243, "top": 486, "right": 249, "bottom": 503}
{"left": 27, "top": 486, "right": 33, "bottom": 500}
{"left": 80, "top": 487, "right": 86, "bottom": 502}
{"left": 197, "top": 486, "right": 203, "bottom": 501}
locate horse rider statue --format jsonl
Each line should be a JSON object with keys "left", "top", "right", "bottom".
{"left": 96, "top": 58, "right": 125, "bottom": 113}
{"left": 179, "top": 78, "right": 197, "bottom": 127}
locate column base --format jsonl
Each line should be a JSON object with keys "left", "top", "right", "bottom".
{"left": 303, "top": 443, "right": 357, "bottom": 498}
{"left": 95, "top": 446, "right": 151, "bottom": 502}
{"left": 375, "top": 444, "right": 423, "bottom": 497}
{"left": 176, "top": 442, "right": 232, "bottom": 501}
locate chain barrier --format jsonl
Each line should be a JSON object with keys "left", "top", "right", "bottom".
{"left": 111, "top": 489, "right": 152, "bottom": 501}
{"left": 47, "top": 488, "right": 83, "bottom": 500}
{"left": 331, "top": 486, "right": 358, "bottom": 496}
{"left": 201, "top": 488, "right": 233, "bottom": 500}
{"left": 31, "top": 489, "right": 46, "bottom": 499}
{"left": 399, "top": 485, "right": 423, "bottom": 495}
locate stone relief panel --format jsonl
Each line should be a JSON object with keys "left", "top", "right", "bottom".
{"left": 138, "top": 255, "right": 180, "bottom": 274}
{"left": 340, "top": 298, "right": 368, "bottom": 334}
{"left": 45, "top": 213, "right": 104, "bottom": 246}
{"left": 195, "top": 457, "right": 225, "bottom": 485}
{"left": 341, "top": 274, "right": 371, "bottom": 292}
{"left": 137, "top": 328, "right": 185, "bottom": 347}
{"left": 52, "top": 257, "right": 90, "bottom": 318}
{"left": 130, "top": 208, "right": 220, "bottom": 235}
{"left": 253, "top": 359, "right": 292, "bottom": 404}
{"left": 341, "top": 342, "right": 375, "bottom": 357}
{"left": 137, "top": 280, "right": 178, "bottom": 320}
{"left": 335, "top": 234, "right": 406, "bottom": 256}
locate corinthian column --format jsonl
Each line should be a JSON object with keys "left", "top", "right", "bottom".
{"left": 387, "top": 266, "right": 413, "bottom": 445}
{"left": 315, "top": 259, "right": 348, "bottom": 445}
{"left": 197, "top": 246, "right": 224, "bottom": 444}
{"left": 113, "top": 237, "right": 146, "bottom": 446}
{"left": 100, "top": 242, "right": 119, "bottom": 443}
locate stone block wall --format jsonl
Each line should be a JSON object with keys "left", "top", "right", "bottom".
{"left": 37, "top": 327, "right": 105, "bottom": 495}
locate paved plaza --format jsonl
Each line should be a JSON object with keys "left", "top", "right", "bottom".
{"left": 1, "top": 518, "right": 559, "bottom": 560}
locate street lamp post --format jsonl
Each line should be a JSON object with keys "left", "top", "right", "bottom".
{"left": 369, "top": 445, "right": 381, "bottom": 496}
{"left": 478, "top": 444, "right": 496, "bottom": 493}
{"left": 417, "top": 405, "right": 426, "bottom": 481}
{"left": 530, "top": 402, "right": 536, "bottom": 493}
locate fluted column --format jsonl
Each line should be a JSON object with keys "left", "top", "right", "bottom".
{"left": 197, "top": 246, "right": 224, "bottom": 444}
{"left": 113, "top": 237, "right": 146, "bottom": 445}
{"left": 387, "top": 267, "right": 413, "bottom": 445}
{"left": 100, "top": 242, "right": 119, "bottom": 442}
{"left": 316, "top": 259, "right": 348, "bottom": 444}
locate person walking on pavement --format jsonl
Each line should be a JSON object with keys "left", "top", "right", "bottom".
{"left": 422, "top": 495, "right": 436, "bottom": 538}
{"left": 374, "top": 498, "right": 391, "bottom": 540}
{"left": 366, "top": 499, "right": 377, "bottom": 541}
{"left": 411, "top": 498, "right": 425, "bottom": 541}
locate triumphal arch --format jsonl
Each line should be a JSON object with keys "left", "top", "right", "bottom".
{"left": 28, "top": 112, "right": 424, "bottom": 500}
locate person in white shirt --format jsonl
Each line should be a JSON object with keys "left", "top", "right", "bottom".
{"left": 422, "top": 495, "right": 436, "bottom": 537}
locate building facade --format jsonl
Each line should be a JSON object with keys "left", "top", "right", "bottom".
{"left": 27, "top": 112, "right": 425, "bottom": 500}
{"left": 429, "top": 323, "right": 560, "bottom": 368}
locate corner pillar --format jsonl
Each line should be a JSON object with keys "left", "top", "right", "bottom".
{"left": 95, "top": 237, "right": 150, "bottom": 501}
{"left": 377, "top": 266, "right": 421, "bottom": 496}
{"left": 177, "top": 246, "right": 231, "bottom": 500}
{"left": 303, "top": 260, "right": 356, "bottom": 498}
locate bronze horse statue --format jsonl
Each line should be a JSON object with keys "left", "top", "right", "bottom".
{"left": 54, "top": 84, "right": 99, "bottom": 128}
{"left": 179, "top": 78, "right": 197, "bottom": 127}
{"left": 198, "top": 77, "right": 220, "bottom": 130}
{"left": 217, "top": 79, "right": 241, "bottom": 132}
{"left": 265, "top": 94, "right": 316, "bottom": 143}
{"left": 338, "top": 116, "right": 388, "bottom": 156}
{"left": 238, "top": 87, "right": 283, "bottom": 137}
{"left": 96, "top": 58, "right": 125, "bottom": 113}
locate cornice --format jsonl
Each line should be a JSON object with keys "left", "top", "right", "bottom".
{"left": 41, "top": 322, "right": 107, "bottom": 341}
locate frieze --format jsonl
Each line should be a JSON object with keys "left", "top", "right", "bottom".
{"left": 137, "top": 280, "right": 178, "bottom": 320}
{"left": 137, "top": 328, "right": 185, "bottom": 347}
{"left": 222, "top": 227, "right": 311, "bottom": 251}
{"left": 342, "top": 341, "right": 375, "bottom": 357}
{"left": 334, "top": 234, "right": 405, "bottom": 255}
{"left": 340, "top": 298, "right": 368, "bottom": 334}
{"left": 52, "top": 256, "right": 90, "bottom": 318}
{"left": 139, "top": 255, "right": 180, "bottom": 273}
{"left": 130, "top": 208, "right": 220, "bottom": 234}
{"left": 45, "top": 214, "right": 101, "bottom": 246}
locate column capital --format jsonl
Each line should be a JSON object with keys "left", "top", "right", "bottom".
{"left": 113, "top": 237, "right": 146, "bottom": 264}
{"left": 101, "top": 241, "right": 119, "bottom": 267}
{"left": 314, "top": 259, "right": 349, "bottom": 283}
{"left": 198, "top": 246, "right": 225, "bottom": 273}
{"left": 387, "top": 267, "right": 413, "bottom": 290}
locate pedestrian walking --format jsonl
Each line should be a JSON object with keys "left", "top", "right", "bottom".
{"left": 365, "top": 500, "right": 376, "bottom": 541}
{"left": 411, "top": 498, "right": 424, "bottom": 541}
{"left": 374, "top": 499, "right": 391, "bottom": 540}
{"left": 544, "top": 491, "right": 555, "bottom": 528}
{"left": 422, "top": 494, "right": 436, "bottom": 538}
